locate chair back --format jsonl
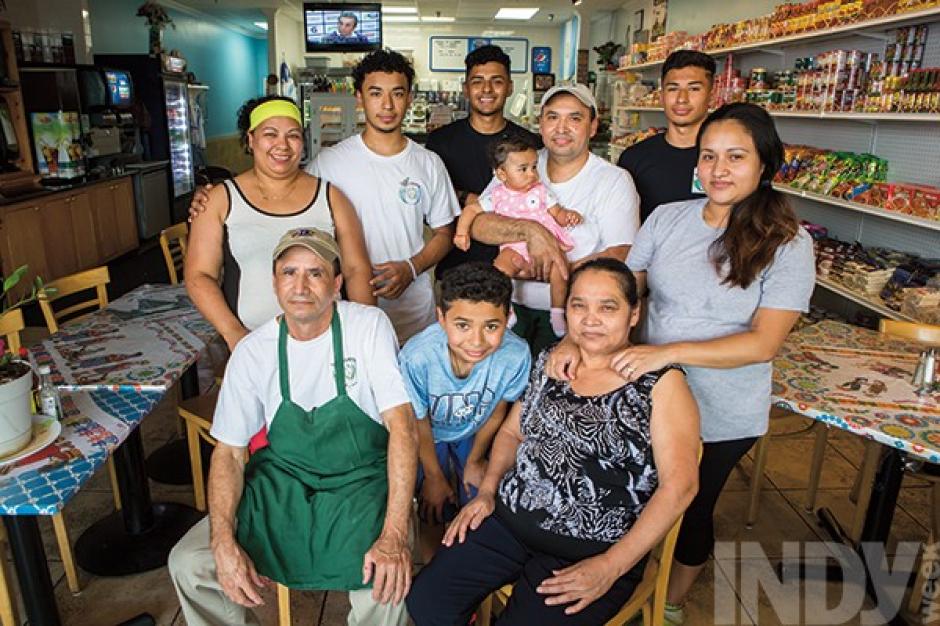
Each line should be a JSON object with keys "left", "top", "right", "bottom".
{"left": 160, "top": 222, "right": 189, "bottom": 285}
{"left": 878, "top": 320, "right": 940, "bottom": 347}
{"left": 0, "top": 309, "right": 25, "bottom": 353}
{"left": 38, "top": 266, "right": 110, "bottom": 334}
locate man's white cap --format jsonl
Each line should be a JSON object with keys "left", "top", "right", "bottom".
{"left": 541, "top": 83, "right": 597, "bottom": 114}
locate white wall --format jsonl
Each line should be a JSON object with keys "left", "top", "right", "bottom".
{"left": 382, "top": 23, "right": 563, "bottom": 92}
{"left": 1, "top": 0, "right": 92, "bottom": 64}
{"left": 664, "top": 0, "right": 780, "bottom": 34}
{"left": 273, "top": 8, "right": 305, "bottom": 77}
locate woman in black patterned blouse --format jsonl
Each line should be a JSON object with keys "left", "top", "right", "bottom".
{"left": 406, "top": 258, "right": 700, "bottom": 625}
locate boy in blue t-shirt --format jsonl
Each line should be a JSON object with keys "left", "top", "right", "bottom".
{"left": 399, "top": 263, "right": 531, "bottom": 527}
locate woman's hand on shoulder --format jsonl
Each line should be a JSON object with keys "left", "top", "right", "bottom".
{"left": 188, "top": 183, "right": 214, "bottom": 222}
{"left": 441, "top": 491, "right": 495, "bottom": 547}
{"left": 545, "top": 335, "right": 581, "bottom": 381}
{"left": 610, "top": 344, "right": 675, "bottom": 382}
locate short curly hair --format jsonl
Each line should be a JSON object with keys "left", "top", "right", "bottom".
{"left": 236, "top": 95, "right": 298, "bottom": 154}
{"left": 465, "top": 44, "right": 511, "bottom": 77}
{"left": 352, "top": 49, "right": 415, "bottom": 93}
{"left": 438, "top": 263, "right": 513, "bottom": 315}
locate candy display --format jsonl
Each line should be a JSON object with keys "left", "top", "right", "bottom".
{"left": 806, "top": 223, "right": 940, "bottom": 322}
{"left": 609, "top": 127, "right": 664, "bottom": 149}
{"left": 621, "top": 0, "right": 940, "bottom": 68}
{"left": 776, "top": 144, "right": 940, "bottom": 220}
{"left": 707, "top": 24, "right": 940, "bottom": 113}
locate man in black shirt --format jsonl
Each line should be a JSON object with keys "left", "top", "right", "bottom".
{"left": 427, "top": 45, "right": 541, "bottom": 279}
{"left": 617, "top": 50, "right": 715, "bottom": 223}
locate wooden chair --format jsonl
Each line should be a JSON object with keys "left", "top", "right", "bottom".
{"left": 159, "top": 222, "right": 189, "bottom": 285}
{"left": 36, "top": 266, "right": 125, "bottom": 592}
{"left": 179, "top": 391, "right": 219, "bottom": 512}
{"left": 478, "top": 507, "right": 687, "bottom": 626}
{"left": 37, "top": 266, "right": 110, "bottom": 335}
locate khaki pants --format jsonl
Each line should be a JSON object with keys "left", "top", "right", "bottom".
{"left": 168, "top": 517, "right": 409, "bottom": 626}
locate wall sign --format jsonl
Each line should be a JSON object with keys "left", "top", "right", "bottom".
{"left": 429, "top": 36, "right": 528, "bottom": 73}
{"left": 429, "top": 37, "right": 469, "bottom": 72}
{"left": 531, "top": 47, "right": 551, "bottom": 74}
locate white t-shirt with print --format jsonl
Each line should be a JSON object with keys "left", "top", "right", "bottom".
{"left": 210, "top": 301, "right": 411, "bottom": 447}
{"left": 308, "top": 135, "right": 460, "bottom": 342}
{"left": 482, "top": 149, "right": 640, "bottom": 311}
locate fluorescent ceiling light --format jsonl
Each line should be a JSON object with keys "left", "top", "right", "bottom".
{"left": 421, "top": 16, "right": 455, "bottom": 22}
{"left": 384, "top": 6, "right": 418, "bottom": 13}
{"left": 482, "top": 30, "right": 516, "bottom": 37}
{"left": 383, "top": 15, "right": 421, "bottom": 22}
{"left": 253, "top": 21, "right": 268, "bottom": 30}
{"left": 495, "top": 7, "right": 539, "bottom": 19}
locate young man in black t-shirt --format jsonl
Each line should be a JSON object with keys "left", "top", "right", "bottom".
{"left": 426, "top": 45, "right": 541, "bottom": 279}
{"left": 617, "top": 50, "right": 715, "bottom": 223}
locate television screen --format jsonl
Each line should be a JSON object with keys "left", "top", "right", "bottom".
{"left": 104, "top": 70, "right": 133, "bottom": 108}
{"left": 304, "top": 3, "right": 381, "bottom": 53}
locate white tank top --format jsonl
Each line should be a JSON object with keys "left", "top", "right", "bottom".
{"left": 222, "top": 178, "right": 335, "bottom": 330}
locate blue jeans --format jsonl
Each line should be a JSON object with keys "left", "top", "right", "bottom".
{"left": 417, "top": 437, "right": 478, "bottom": 522}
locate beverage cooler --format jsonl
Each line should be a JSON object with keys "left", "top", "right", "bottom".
{"left": 93, "top": 54, "right": 196, "bottom": 199}
{"left": 164, "top": 78, "right": 194, "bottom": 197}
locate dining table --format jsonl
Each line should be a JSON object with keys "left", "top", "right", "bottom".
{"left": 772, "top": 320, "right": 940, "bottom": 625}
{"left": 1, "top": 283, "right": 217, "bottom": 626}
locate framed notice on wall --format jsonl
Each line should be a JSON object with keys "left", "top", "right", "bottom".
{"left": 429, "top": 37, "right": 470, "bottom": 71}
{"left": 429, "top": 36, "right": 528, "bottom": 73}
{"left": 490, "top": 38, "right": 528, "bottom": 73}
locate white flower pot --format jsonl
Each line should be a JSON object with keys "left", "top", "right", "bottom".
{"left": 0, "top": 363, "right": 34, "bottom": 457}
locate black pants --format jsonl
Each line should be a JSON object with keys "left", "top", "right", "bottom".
{"left": 674, "top": 436, "right": 759, "bottom": 567}
{"left": 406, "top": 515, "right": 644, "bottom": 626}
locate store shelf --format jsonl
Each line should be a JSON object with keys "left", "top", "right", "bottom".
{"left": 617, "top": 106, "right": 940, "bottom": 122}
{"left": 619, "top": 6, "right": 940, "bottom": 71}
{"left": 775, "top": 184, "right": 940, "bottom": 232}
{"left": 815, "top": 276, "right": 916, "bottom": 322}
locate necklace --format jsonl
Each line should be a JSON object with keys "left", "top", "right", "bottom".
{"left": 257, "top": 175, "right": 299, "bottom": 202}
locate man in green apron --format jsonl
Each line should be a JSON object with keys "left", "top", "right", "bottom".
{"left": 169, "top": 227, "right": 418, "bottom": 626}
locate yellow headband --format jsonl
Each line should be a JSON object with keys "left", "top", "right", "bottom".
{"left": 249, "top": 100, "right": 302, "bottom": 131}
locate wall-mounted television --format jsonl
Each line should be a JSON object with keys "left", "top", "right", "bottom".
{"left": 304, "top": 3, "right": 381, "bottom": 53}
{"left": 104, "top": 69, "right": 133, "bottom": 108}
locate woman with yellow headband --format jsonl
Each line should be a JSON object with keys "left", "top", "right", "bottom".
{"left": 185, "top": 96, "right": 375, "bottom": 351}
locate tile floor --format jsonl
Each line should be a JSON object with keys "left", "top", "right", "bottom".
{"left": 5, "top": 353, "right": 934, "bottom": 625}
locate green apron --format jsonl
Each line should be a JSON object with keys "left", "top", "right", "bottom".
{"left": 235, "top": 310, "right": 389, "bottom": 590}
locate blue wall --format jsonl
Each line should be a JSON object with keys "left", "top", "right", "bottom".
{"left": 89, "top": 0, "right": 267, "bottom": 138}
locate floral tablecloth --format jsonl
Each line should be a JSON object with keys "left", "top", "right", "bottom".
{"left": 0, "top": 390, "right": 163, "bottom": 515}
{"left": 773, "top": 320, "right": 940, "bottom": 463}
{"left": 29, "top": 284, "right": 215, "bottom": 391}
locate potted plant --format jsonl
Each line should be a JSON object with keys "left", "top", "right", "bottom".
{"left": 137, "top": 1, "right": 175, "bottom": 57}
{"left": 0, "top": 266, "right": 45, "bottom": 457}
{"left": 593, "top": 41, "right": 624, "bottom": 71}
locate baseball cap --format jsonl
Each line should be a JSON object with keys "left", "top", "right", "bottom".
{"left": 541, "top": 83, "right": 597, "bottom": 114}
{"left": 272, "top": 227, "right": 341, "bottom": 265}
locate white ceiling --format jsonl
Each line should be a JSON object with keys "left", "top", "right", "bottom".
{"left": 170, "top": 0, "right": 625, "bottom": 32}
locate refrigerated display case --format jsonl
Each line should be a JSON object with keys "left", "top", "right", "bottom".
{"left": 164, "top": 79, "right": 193, "bottom": 197}
{"left": 93, "top": 54, "right": 198, "bottom": 207}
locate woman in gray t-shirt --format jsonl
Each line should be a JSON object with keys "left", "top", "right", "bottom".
{"left": 551, "top": 103, "right": 815, "bottom": 624}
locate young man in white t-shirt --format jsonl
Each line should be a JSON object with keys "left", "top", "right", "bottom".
{"left": 474, "top": 84, "right": 641, "bottom": 355}
{"left": 168, "top": 227, "right": 417, "bottom": 626}
{"left": 308, "top": 50, "right": 460, "bottom": 343}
